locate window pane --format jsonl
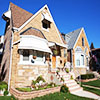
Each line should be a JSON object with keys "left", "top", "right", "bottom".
{"left": 76, "top": 60, "right": 80, "bottom": 66}
{"left": 81, "top": 55, "right": 84, "bottom": 65}
{"left": 23, "top": 50, "right": 29, "bottom": 61}
{"left": 82, "top": 37, "right": 84, "bottom": 46}
{"left": 35, "top": 51, "right": 43, "bottom": 62}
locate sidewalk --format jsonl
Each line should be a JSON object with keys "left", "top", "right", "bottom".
{"left": 71, "top": 90, "right": 100, "bottom": 100}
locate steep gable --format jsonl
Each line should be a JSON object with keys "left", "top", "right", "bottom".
{"left": 74, "top": 28, "right": 90, "bottom": 53}
{"left": 15, "top": 4, "right": 64, "bottom": 45}
{"left": 10, "top": 2, "right": 33, "bottom": 28}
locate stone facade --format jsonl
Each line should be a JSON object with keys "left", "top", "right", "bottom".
{"left": 3, "top": 3, "right": 67, "bottom": 87}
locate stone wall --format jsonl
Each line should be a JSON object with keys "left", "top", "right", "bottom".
{"left": 15, "top": 65, "right": 49, "bottom": 88}
{"left": 10, "top": 86, "right": 60, "bottom": 100}
{"left": 74, "top": 68, "right": 87, "bottom": 78}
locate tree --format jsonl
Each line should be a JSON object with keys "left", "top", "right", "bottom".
{"left": 90, "top": 42, "right": 95, "bottom": 50}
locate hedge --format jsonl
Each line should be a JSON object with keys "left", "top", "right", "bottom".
{"left": 80, "top": 73, "right": 95, "bottom": 80}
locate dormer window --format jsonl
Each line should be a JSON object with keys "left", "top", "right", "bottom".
{"left": 42, "top": 19, "right": 50, "bottom": 29}
{"left": 42, "top": 12, "right": 52, "bottom": 30}
{"left": 82, "top": 37, "right": 84, "bottom": 46}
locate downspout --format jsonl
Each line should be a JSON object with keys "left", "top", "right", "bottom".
{"left": 8, "top": 28, "right": 14, "bottom": 91}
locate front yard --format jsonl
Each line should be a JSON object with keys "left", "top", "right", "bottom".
{"left": 82, "top": 80, "right": 100, "bottom": 96}
{"left": 0, "top": 92, "right": 94, "bottom": 100}
{"left": 82, "top": 80, "right": 100, "bottom": 88}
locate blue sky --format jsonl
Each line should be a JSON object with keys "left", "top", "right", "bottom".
{"left": 0, "top": 0, "right": 100, "bottom": 48}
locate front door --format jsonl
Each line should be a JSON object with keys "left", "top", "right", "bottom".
{"left": 52, "top": 56, "right": 56, "bottom": 68}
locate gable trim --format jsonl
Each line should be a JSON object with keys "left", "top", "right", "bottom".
{"left": 73, "top": 27, "right": 90, "bottom": 51}
{"left": 73, "top": 28, "right": 83, "bottom": 49}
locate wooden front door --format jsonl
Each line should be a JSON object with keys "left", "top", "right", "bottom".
{"left": 52, "top": 56, "right": 56, "bottom": 68}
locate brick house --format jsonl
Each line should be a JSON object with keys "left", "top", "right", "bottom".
{"left": 62, "top": 28, "right": 90, "bottom": 77}
{"left": 0, "top": 2, "right": 67, "bottom": 90}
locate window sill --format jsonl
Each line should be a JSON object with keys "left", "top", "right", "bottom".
{"left": 18, "top": 61, "right": 48, "bottom": 66}
{"left": 42, "top": 27, "right": 49, "bottom": 32}
{"left": 75, "top": 66, "right": 86, "bottom": 68}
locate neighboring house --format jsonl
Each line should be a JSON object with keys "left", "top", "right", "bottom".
{"left": 1, "top": 2, "right": 67, "bottom": 90}
{"left": 62, "top": 28, "right": 90, "bottom": 77}
{"left": 89, "top": 48, "right": 100, "bottom": 71}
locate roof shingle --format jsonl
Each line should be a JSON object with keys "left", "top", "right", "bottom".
{"left": 10, "top": 2, "right": 33, "bottom": 28}
{"left": 66, "top": 28, "right": 82, "bottom": 49}
{"left": 20, "top": 27, "right": 46, "bottom": 39}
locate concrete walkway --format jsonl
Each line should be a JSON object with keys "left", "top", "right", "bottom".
{"left": 71, "top": 90, "right": 100, "bottom": 100}
{"left": 83, "top": 84, "right": 100, "bottom": 90}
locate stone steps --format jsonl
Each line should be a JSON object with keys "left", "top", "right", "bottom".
{"left": 57, "top": 71, "right": 83, "bottom": 93}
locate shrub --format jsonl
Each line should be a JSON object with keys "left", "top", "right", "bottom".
{"left": 0, "top": 81, "right": 8, "bottom": 90}
{"left": 49, "top": 82, "right": 56, "bottom": 87}
{"left": 36, "top": 76, "right": 45, "bottom": 83}
{"left": 70, "top": 75, "right": 73, "bottom": 80}
{"left": 66, "top": 68, "right": 69, "bottom": 73}
{"left": 60, "top": 85, "right": 68, "bottom": 93}
{"left": 3, "top": 90, "right": 9, "bottom": 96}
{"left": 81, "top": 73, "right": 95, "bottom": 80}
{"left": 61, "top": 77, "right": 64, "bottom": 82}
{"left": 32, "top": 80, "right": 37, "bottom": 85}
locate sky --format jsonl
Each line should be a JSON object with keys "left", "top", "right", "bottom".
{"left": 0, "top": 0, "right": 100, "bottom": 48}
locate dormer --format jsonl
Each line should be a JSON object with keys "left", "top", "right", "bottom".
{"left": 41, "top": 8, "right": 53, "bottom": 31}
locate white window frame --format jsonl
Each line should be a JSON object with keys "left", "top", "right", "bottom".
{"left": 19, "top": 50, "right": 48, "bottom": 66}
{"left": 75, "top": 53, "right": 85, "bottom": 68}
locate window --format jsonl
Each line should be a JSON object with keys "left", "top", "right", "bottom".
{"left": 86, "top": 58, "right": 88, "bottom": 66}
{"left": 23, "top": 50, "right": 29, "bottom": 61}
{"left": 76, "top": 59, "right": 80, "bottom": 66}
{"left": 42, "top": 19, "right": 50, "bottom": 29}
{"left": 35, "top": 51, "right": 44, "bottom": 62}
{"left": 82, "top": 37, "right": 84, "bottom": 46}
{"left": 81, "top": 55, "right": 84, "bottom": 65}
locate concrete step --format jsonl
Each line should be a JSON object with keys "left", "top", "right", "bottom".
{"left": 70, "top": 87, "right": 83, "bottom": 93}
{"left": 64, "top": 79, "right": 75, "bottom": 84}
{"left": 68, "top": 84, "right": 80, "bottom": 90}
{"left": 66, "top": 82, "right": 77, "bottom": 87}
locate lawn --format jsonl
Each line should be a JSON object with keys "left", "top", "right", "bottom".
{"left": 0, "top": 92, "right": 94, "bottom": 100}
{"left": 32, "top": 92, "right": 94, "bottom": 100}
{"left": 83, "top": 86, "right": 100, "bottom": 96}
{"left": 82, "top": 80, "right": 100, "bottom": 88}
{"left": 0, "top": 96, "right": 16, "bottom": 100}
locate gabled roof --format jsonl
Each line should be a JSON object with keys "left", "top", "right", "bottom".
{"left": 20, "top": 27, "right": 46, "bottom": 39}
{"left": 66, "top": 28, "right": 82, "bottom": 49}
{"left": 10, "top": 2, "right": 33, "bottom": 28}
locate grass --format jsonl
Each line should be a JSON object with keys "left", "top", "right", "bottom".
{"left": 83, "top": 86, "right": 100, "bottom": 96}
{"left": 16, "top": 87, "right": 32, "bottom": 92}
{"left": 0, "top": 96, "right": 16, "bottom": 100}
{"left": 82, "top": 80, "right": 100, "bottom": 88}
{"left": 0, "top": 92, "right": 94, "bottom": 100}
{"left": 32, "top": 92, "right": 94, "bottom": 100}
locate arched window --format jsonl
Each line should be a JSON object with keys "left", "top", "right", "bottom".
{"left": 82, "top": 37, "right": 84, "bottom": 46}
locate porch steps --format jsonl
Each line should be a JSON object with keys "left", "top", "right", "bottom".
{"left": 57, "top": 71, "right": 83, "bottom": 93}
